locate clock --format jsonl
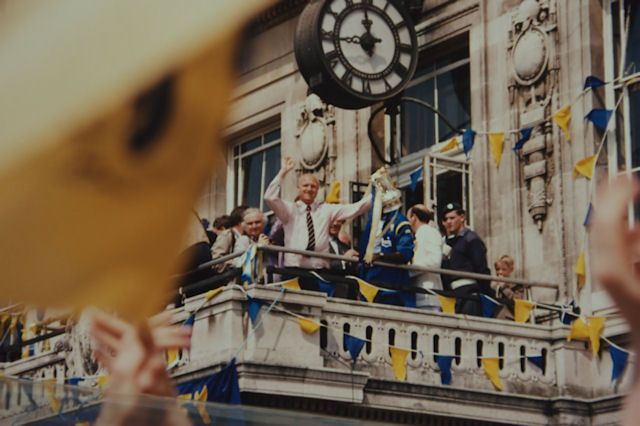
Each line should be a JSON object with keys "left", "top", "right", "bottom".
{"left": 295, "top": 0, "right": 418, "bottom": 110}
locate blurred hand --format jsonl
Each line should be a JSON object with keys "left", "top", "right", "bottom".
{"left": 279, "top": 156, "right": 296, "bottom": 177}
{"left": 592, "top": 176, "right": 640, "bottom": 344}
{"left": 344, "top": 248, "right": 359, "bottom": 258}
{"left": 90, "top": 310, "right": 191, "bottom": 397}
{"left": 258, "top": 234, "right": 270, "bottom": 246}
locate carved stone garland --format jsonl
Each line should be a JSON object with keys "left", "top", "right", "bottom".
{"left": 296, "top": 93, "right": 336, "bottom": 199}
{"left": 507, "top": 0, "right": 558, "bottom": 231}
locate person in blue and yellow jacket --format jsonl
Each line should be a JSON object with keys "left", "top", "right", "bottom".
{"left": 361, "top": 207, "right": 415, "bottom": 290}
{"left": 359, "top": 168, "right": 415, "bottom": 305}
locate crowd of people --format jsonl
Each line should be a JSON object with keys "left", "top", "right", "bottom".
{"left": 178, "top": 157, "right": 525, "bottom": 320}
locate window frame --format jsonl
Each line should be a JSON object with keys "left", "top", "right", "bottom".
{"left": 229, "top": 125, "right": 281, "bottom": 213}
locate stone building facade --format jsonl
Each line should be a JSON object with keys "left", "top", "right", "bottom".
{"left": 2, "top": 0, "right": 639, "bottom": 424}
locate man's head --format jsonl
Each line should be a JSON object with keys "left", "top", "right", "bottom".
{"left": 495, "top": 255, "right": 514, "bottom": 278}
{"left": 329, "top": 219, "right": 344, "bottom": 237}
{"left": 407, "top": 204, "right": 434, "bottom": 232}
{"left": 441, "top": 202, "right": 466, "bottom": 236}
{"left": 297, "top": 174, "right": 319, "bottom": 205}
{"left": 228, "top": 205, "right": 248, "bottom": 232}
{"left": 212, "top": 215, "right": 231, "bottom": 234}
{"left": 242, "top": 208, "right": 265, "bottom": 240}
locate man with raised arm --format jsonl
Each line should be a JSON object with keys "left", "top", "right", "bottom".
{"left": 264, "top": 156, "right": 372, "bottom": 271}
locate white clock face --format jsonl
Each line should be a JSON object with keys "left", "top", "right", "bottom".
{"left": 319, "top": 0, "right": 415, "bottom": 98}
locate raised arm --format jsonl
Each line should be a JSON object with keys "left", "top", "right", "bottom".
{"left": 263, "top": 156, "right": 296, "bottom": 224}
{"left": 330, "top": 191, "right": 372, "bottom": 223}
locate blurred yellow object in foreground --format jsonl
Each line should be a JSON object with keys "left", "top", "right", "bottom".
{"left": 0, "top": 0, "right": 273, "bottom": 319}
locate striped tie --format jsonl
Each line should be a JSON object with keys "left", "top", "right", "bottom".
{"left": 305, "top": 204, "right": 315, "bottom": 251}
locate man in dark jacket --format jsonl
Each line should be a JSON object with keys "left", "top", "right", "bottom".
{"left": 440, "top": 203, "right": 490, "bottom": 316}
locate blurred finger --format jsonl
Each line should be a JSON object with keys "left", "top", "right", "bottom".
{"left": 153, "top": 326, "right": 192, "bottom": 350}
{"left": 93, "top": 346, "right": 114, "bottom": 371}
{"left": 148, "top": 311, "right": 174, "bottom": 328}
{"left": 90, "top": 322, "right": 122, "bottom": 354}
{"left": 89, "top": 309, "right": 131, "bottom": 340}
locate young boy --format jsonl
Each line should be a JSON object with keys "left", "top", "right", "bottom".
{"left": 490, "top": 255, "right": 524, "bottom": 320}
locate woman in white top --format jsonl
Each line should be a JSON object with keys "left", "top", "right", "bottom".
{"left": 408, "top": 204, "right": 443, "bottom": 311}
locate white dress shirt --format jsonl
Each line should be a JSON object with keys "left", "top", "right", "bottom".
{"left": 412, "top": 223, "right": 443, "bottom": 310}
{"left": 264, "top": 176, "right": 371, "bottom": 269}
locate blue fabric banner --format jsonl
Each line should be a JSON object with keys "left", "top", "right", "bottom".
{"left": 410, "top": 167, "right": 423, "bottom": 192}
{"left": 513, "top": 127, "right": 533, "bottom": 152}
{"left": 479, "top": 294, "right": 500, "bottom": 318}
{"left": 527, "top": 355, "right": 545, "bottom": 371}
{"left": 374, "top": 290, "right": 416, "bottom": 308}
{"left": 246, "top": 296, "right": 263, "bottom": 326}
{"left": 176, "top": 358, "right": 241, "bottom": 404}
{"left": 435, "top": 355, "right": 454, "bottom": 385}
{"left": 583, "top": 75, "right": 606, "bottom": 89}
{"left": 344, "top": 335, "right": 366, "bottom": 365}
{"left": 585, "top": 109, "right": 613, "bottom": 131}
{"left": 462, "top": 129, "right": 475, "bottom": 156}
{"left": 609, "top": 345, "right": 629, "bottom": 382}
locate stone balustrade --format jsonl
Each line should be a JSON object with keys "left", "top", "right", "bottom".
{"left": 1, "top": 284, "right": 631, "bottom": 424}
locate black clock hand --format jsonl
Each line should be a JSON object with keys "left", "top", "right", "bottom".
{"left": 339, "top": 35, "right": 362, "bottom": 44}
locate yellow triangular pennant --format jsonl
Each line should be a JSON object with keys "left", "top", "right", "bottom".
{"left": 95, "top": 375, "right": 109, "bottom": 388}
{"left": 205, "top": 287, "right": 223, "bottom": 302}
{"left": 587, "top": 316, "right": 606, "bottom": 356}
{"left": 166, "top": 348, "right": 179, "bottom": 366}
{"left": 575, "top": 250, "right": 586, "bottom": 289}
{"left": 440, "top": 137, "right": 459, "bottom": 153}
{"left": 488, "top": 133, "right": 505, "bottom": 168}
{"left": 43, "top": 379, "right": 61, "bottom": 413}
{"left": 553, "top": 104, "right": 572, "bottom": 141}
{"left": 514, "top": 299, "right": 535, "bottom": 323}
{"left": 357, "top": 279, "right": 379, "bottom": 303}
{"left": 573, "top": 155, "right": 597, "bottom": 180}
{"left": 438, "top": 295, "right": 457, "bottom": 314}
{"left": 481, "top": 358, "right": 502, "bottom": 391}
{"left": 298, "top": 318, "right": 321, "bottom": 334}
{"left": 282, "top": 278, "right": 301, "bottom": 290}
{"left": 195, "top": 385, "right": 212, "bottom": 424}
{"left": 568, "top": 317, "right": 590, "bottom": 341}
{"left": 325, "top": 181, "right": 341, "bottom": 204}
{"left": 389, "top": 347, "right": 410, "bottom": 381}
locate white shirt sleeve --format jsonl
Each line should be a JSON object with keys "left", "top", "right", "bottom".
{"left": 264, "top": 175, "right": 293, "bottom": 224}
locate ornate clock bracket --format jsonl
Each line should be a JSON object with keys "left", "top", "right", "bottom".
{"left": 508, "top": 0, "right": 558, "bottom": 232}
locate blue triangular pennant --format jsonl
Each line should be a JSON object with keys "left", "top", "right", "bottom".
{"left": 410, "top": 167, "right": 423, "bottom": 193}
{"left": 583, "top": 203, "right": 593, "bottom": 227}
{"left": 344, "top": 335, "right": 366, "bottom": 365}
{"left": 318, "top": 280, "right": 336, "bottom": 298}
{"left": 583, "top": 75, "right": 606, "bottom": 90}
{"left": 435, "top": 355, "right": 454, "bottom": 385}
{"left": 479, "top": 294, "right": 500, "bottom": 318}
{"left": 609, "top": 345, "right": 629, "bottom": 382}
{"left": 67, "top": 377, "right": 84, "bottom": 386}
{"left": 527, "top": 355, "right": 545, "bottom": 371}
{"left": 560, "top": 300, "right": 578, "bottom": 325}
{"left": 183, "top": 314, "right": 196, "bottom": 327}
{"left": 585, "top": 109, "right": 613, "bottom": 131}
{"left": 176, "top": 358, "right": 241, "bottom": 404}
{"left": 513, "top": 127, "right": 533, "bottom": 152}
{"left": 462, "top": 129, "right": 475, "bottom": 156}
{"left": 246, "top": 296, "right": 263, "bottom": 326}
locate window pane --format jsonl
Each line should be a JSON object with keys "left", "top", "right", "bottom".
{"left": 629, "top": 83, "right": 640, "bottom": 168}
{"left": 436, "top": 64, "right": 471, "bottom": 142}
{"left": 241, "top": 137, "right": 261, "bottom": 154}
{"left": 234, "top": 158, "right": 240, "bottom": 206}
{"left": 264, "top": 129, "right": 281, "bottom": 144}
{"left": 625, "top": 1, "right": 639, "bottom": 76}
{"left": 263, "top": 144, "right": 281, "bottom": 210}
{"left": 402, "top": 78, "right": 435, "bottom": 155}
{"left": 242, "top": 152, "right": 263, "bottom": 209}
